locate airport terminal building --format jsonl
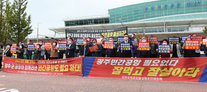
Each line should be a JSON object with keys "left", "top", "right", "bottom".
{"left": 50, "top": 0, "right": 207, "bottom": 40}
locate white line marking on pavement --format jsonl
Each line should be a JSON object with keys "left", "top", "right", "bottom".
{"left": 0, "top": 75, "right": 5, "bottom": 78}
{"left": 1, "top": 89, "right": 19, "bottom": 92}
{"left": 0, "top": 88, "right": 6, "bottom": 91}
{"left": 0, "top": 88, "right": 19, "bottom": 92}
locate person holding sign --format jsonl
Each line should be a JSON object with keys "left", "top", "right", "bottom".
{"left": 105, "top": 37, "right": 117, "bottom": 57}
{"left": 182, "top": 37, "right": 200, "bottom": 57}
{"left": 138, "top": 37, "right": 150, "bottom": 58}
{"left": 50, "top": 42, "right": 59, "bottom": 60}
{"left": 149, "top": 36, "right": 159, "bottom": 58}
{"left": 168, "top": 37, "right": 182, "bottom": 58}
{"left": 159, "top": 40, "right": 172, "bottom": 58}
{"left": 58, "top": 39, "right": 67, "bottom": 59}
{"left": 119, "top": 34, "right": 132, "bottom": 58}
{"left": 66, "top": 38, "right": 76, "bottom": 58}
{"left": 90, "top": 39, "right": 103, "bottom": 57}
{"left": 26, "top": 40, "right": 34, "bottom": 60}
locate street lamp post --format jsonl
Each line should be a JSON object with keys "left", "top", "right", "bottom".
{"left": 37, "top": 23, "right": 39, "bottom": 43}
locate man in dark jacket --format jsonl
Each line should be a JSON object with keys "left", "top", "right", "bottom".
{"left": 26, "top": 40, "right": 34, "bottom": 60}
{"left": 91, "top": 39, "right": 103, "bottom": 57}
{"left": 17, "top": 43, "right": 24, "bottom": 59}
{"left": 66, "top": 39, "right": 76, "bottom": 58}
{"left": 119, "top": 34, "right": 132, "bottom": 58}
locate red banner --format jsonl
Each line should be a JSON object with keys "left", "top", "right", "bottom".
{"left": 11, "top": 43, "right": 17, "bottom": 54}
{"left": 138, "top": 42, "right": 150, "bottom": 51}
{"left": 104, "top": 41, "right": 114, "bottom": 49}
{"left": 3, "top": 57, "right": 82, "bottom": 76}
{"left": 190, "top": 36, "right": 203, "bottom": 41}
{"left": 45, "top": 42, "right": 52, "bottom": 50}
{"left": 59, "top": 41, "right": 67, "bottom": 44}
{"left": 87, "top": 57, "right": 207, "bottom": 82}
{"left": 97, "top": 39, "right": 102, "bottom": 44}
{"left": 148, "top": 37, "right": 158, "bottom": 44}
{"left": 202, "top": 39, "right": 207, "bottom": 45}
{"left": 185, "top": 40, "right": 200, "bottom": 50}
{"left": 89, "top": 45, "right": 99, "bottom": 52}
{"left": 190, "top": 36, "right": 203, "bottom": 43}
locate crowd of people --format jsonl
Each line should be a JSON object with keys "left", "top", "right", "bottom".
{"left": 1, "top": 33, "right": 207, "bottom": 64}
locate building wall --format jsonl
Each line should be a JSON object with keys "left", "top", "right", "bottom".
{"left": 109, "top": 0, "right": 207, "bottom": 23}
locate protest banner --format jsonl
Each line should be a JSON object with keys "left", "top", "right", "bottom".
{"left": 181, "top": 36, "right": 188, "bottom": 43}
{"left": 138, "top": 42, "right": 150, "bottom": 51}
{"left": 120, "top": 43, "right": 131, "bottom": 51}
{"left": 132, "top": 41, "right": 138, "bottom": 46}
{"left": 44, "top": 42, "right": 52, "bottom": 50}
{"left": 83, "top": 57, "right": 207, "bottom": 83}
{"left": 168, "top": 37, "right": 180, "bottom": 44}
{"left": 76, "top": 39, "right": 84, "bottom": 45}
{"left": 66, "top": 27, "right": 128, "bottom": 39}
{"left": 185, "top": 40, "right": 200, "bottom": 50}
{"left": 10, "top": 44, "right": 17, "bottom": 54}
{"left": 117, "top": 37, "right": 125, "bottom": 44}
{"left": 97, "top": 39, "right": 102, "bottom": 44}
{"left": 10, "top": 47, "right": 17, "bottom": 54}
{"left": 158, "top": 45, "right": 171, "bottom": 54}
{"left": 59, "top": 41, "right": 67, "bottom": 51}
{"left": 190, "top": 36, "right": 203, "bottom": 43}
{"left": 104, "top": 41, "right": 114, "bottom": 49}
{"left": 27, "top": 44, "right": 35, "bottom": 51}
{"left": 148, "top": 37, "right": 158, "bottom": 44}
{"left": 202, "top": 39, "right": 207, "bottom": 45}
{"left": 3, "top": 57, "right": 83, "bottom": 76}
{"left": 89, "top": 45, "right": 99, "bottom": 52}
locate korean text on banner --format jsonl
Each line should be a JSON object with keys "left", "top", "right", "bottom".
{"left": 83, "top": 57, "right": 207, "bottom": 83}
{"left": 3, "top": 57, "right": 83, "bottom": 76}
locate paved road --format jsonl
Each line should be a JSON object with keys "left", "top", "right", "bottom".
{"left": 0, "top": 71, "right": 207, "bottom": 92}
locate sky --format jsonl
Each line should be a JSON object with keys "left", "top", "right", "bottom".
{"left": 26, "top": 0, "right": 157, "bottom": 38}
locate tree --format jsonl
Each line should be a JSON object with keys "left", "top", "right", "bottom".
{"left": 9, "top": 0, "right": 32, "bottom": 43}
{"left": 1, "top": 0, "right": 13, "bottom": 45}
{"left": 0, "top": 0, "right": 5, "bottom": 43}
